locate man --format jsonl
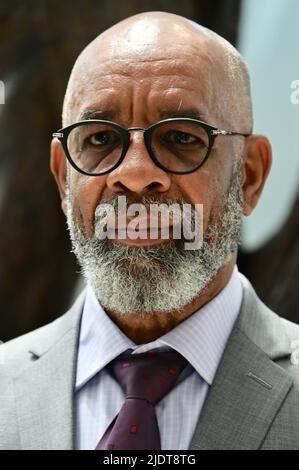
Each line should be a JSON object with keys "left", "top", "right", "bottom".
{"left": 1, "top": 11, "right": 299, "bottom": 450}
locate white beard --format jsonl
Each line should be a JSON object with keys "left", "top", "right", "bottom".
{"left": 65, "top": 159, "right": 243, "bottom": 317}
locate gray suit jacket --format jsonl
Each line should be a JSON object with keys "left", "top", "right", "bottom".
{"left": 1, "top": 274, "right": 299, "bottom": 450}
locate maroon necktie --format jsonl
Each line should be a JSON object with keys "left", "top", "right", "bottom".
{"left": 95, "top": 350, "right": 188, "bottom": 450}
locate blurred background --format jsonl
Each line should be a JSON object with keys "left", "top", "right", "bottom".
{"left": 0, "top": 0, "right": 299, "bottom": 341}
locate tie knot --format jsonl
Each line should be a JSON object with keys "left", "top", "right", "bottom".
{"left": 108, "top": 350, "right": 188, "bottom": 405}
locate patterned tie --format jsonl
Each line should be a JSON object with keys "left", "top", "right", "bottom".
{"left": 95, "top": 350, "right": 188, "bottom": 450}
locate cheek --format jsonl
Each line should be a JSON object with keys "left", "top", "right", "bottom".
{"left": 174, "top": 167, "right": 220, "bottom": 231}
{"left": 70, "top": 172, "right": 107, "bottom": 237}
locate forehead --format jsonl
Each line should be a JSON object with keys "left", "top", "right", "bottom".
{"left": 68, "top": 42, "right": 223, "bottom": 125}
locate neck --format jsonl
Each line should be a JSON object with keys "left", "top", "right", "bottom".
{"left": 106, "top": 253, "right": 237, "bottom": 344}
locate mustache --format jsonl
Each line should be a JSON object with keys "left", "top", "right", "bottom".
{"left": 95, "top": 194, "right": 188, "bottom": 209}
{"left": 93, "top": 195, "right": 194, "bottom": 225}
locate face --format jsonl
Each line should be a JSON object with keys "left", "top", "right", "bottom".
{"left": 51, "top": 33, "right": 247, "bottom": 317}
{"left": 67, "top": 43, "right": 238, "bottom": 236}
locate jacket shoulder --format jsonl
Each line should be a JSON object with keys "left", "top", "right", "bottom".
{"left": 0, "top": 289, "right": 86, "bottom": 376}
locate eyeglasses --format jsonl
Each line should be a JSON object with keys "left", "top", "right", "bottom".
{"left": 53, "top": 118, "right": 250, "bottom": 176}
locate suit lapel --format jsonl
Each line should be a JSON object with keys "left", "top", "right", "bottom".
{"left": 190, "top": 275, "right": 293, "bottom": 450}
{"left": 13, "top": 291, "right": 85, "bottom": 450}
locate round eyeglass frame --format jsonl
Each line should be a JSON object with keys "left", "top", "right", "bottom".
{"left": 53, "top": 117, "right": 250, "bottom": 176}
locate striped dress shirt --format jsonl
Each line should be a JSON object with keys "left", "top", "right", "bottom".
{"left": 75, "top": 265, "right": 243, "bottom": 450}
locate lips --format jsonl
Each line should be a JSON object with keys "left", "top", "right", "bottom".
{"left": 110, "top": 217, "right": 174, "bottom": 231}
{"left": 107, "top": 218, "right": 173, "bottom": 245}
{"left": 114, "top": 219, "right": 173, "bottom": 239}
{"left": 94, "top": 212, "right": 178, "bottom": 245}
{"left": 122, "top": 228, "right": 171, "bottom": 240}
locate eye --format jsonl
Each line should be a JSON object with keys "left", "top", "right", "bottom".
{"left": 164, "top": 131, "right": 199, "bottom": 145}
{"left": 88, "top": 131, "right": 120, "bottom": 146}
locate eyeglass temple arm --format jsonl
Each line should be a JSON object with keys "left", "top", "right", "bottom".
{"left": 211, "top": 129, "right": 250, "bottom": 137}
{"left": 53, "top": 132, "right": 64, "bottom": 138}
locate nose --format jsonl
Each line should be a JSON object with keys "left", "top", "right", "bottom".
{"left": 105, "top": 130, "right": 171, "bottom": 195}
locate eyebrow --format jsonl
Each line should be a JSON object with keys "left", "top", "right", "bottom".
{"left": 78, "top": 107, "right": 208, "bottom": 123}
{"left": 157, "top": 107, "right": 208, "bottom": 122}
{"left": 78, "top": 109, "right": 118, "bottom": 121}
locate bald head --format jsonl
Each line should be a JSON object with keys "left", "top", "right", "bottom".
{"left": 62, "top": 11, "right": 252, "bottom": 133}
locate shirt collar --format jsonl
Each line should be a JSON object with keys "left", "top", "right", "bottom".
{"left": 75, "top": 265, "right": 243, "bottom": 390}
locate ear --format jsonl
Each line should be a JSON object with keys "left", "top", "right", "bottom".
{"left": 50, "top": 138, "right": 68, "bottom": 216}
{"left": 241, "top": 135, "right": 272, "bottom": 216}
